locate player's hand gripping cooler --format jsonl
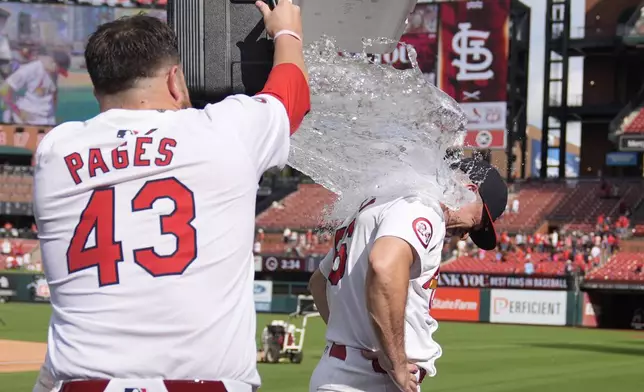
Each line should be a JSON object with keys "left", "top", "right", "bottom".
{"left": 167, "top": 0, "right": 419, "bottom": 104}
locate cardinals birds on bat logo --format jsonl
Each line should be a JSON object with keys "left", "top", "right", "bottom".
{"left": 412, "top": 217, "right": 433, "bottom": 249}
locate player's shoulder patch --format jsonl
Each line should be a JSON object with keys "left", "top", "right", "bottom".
{"left": 412, "top": 217, "right": 433, "bottom": 249}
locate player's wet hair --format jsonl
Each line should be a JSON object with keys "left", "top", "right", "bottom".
{"left": 85, "top": 15, "right": 180, "bottom": 96}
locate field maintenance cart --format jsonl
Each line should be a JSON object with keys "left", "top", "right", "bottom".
{"left": 258, "top": 295, "right": 319, "bottom": 364}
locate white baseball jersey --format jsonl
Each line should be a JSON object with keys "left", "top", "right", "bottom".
{"left": 5, "top": 59, "right": 56, "bottom": 125}
{"left": 319, "top": 196, "right": 444, "bottom": 376}
{"left": 33, "top": 93, "right": 289, "bottom": 388}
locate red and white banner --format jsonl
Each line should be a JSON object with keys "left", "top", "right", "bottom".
{"left": 372, "top": 3, "right": 440, "bottom": 85}
{"left": 438, "top": 0, "right": 510, "bottom": 149}
{"left": 431, "top": 288, "right": 480, "bottom": 322}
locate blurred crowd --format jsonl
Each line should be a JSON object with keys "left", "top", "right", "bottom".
{"left": 448, "top": 212, "right": 631, "bottom": 275}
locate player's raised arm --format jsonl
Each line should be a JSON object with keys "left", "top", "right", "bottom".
{"left": 255, "top": 0, "right": 310, "bottom": 134}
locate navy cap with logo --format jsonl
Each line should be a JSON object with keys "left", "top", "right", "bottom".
{"left": 452, "top": 158, "right": 508, "bottom": 250}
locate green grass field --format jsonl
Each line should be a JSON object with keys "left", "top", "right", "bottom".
{"left": 1, "top": 303, "right": 643, "bottom": 392}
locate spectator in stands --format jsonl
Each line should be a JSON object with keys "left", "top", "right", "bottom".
{"left": 500, "top": 231, "right": 510, "bottom": 252}
{"left": 511, "top": 198, "right": 519, "bottom": 214}
{"left": 515, "top": 231, "right": 524, "bottom": 246}
{"left": 253, "top": 240, "right": 261, "bottom": 254}
{"left": 257, "top": 228, "right": 265, "bottom": 243}
{"left": 523, "top": 256, "right": 534, "bottom": 275}
{"left": 283, "top": 228, "right": 291, "bottom": 243}
{"left": 1, "top": 237, "right": 10, "bottom": 255}
{"left": 564, "top": 259, "right": 574, "bottom": 275}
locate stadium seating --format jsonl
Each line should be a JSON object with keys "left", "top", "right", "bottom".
{"left": 585, "top": 252, "right": 644, "bottom": 282}
{"left": 257, "top": 232, "right": 332, "bottom": 256}
{"left": 0, "top": 239, "right": 40, "bottom": 271}
{"left": 620, "top": 106, "right": 644, "bottom": 134}
{"left": 548, "top": 180, "right": 644, "bottom": 230}
{"left": 255, "top": 184, "right": 337, "bottom": 230}
{"left": 495, "top": 182, "right": 566, "bottom": 232}
{"left": 442, "top": 252, "right": 568, "bottom": 276}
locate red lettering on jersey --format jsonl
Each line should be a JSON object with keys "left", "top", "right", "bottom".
{"left": 111, "top": 147, "right": 129, "bottom": 169}
{"left": 358, "top": 197, "right": 376, "bottom": 212}
{"left": 155, "top": 138, "right": 176, "bottom": 166}
{"left": 88, "top": 148, "right": 110, "bottom": 178}
{"left": 64, "top": 152, "right": 84, "bottom": 185}
{"left": 134, "top": 137, "right": 153, "bottom": 166}
{"left": 347, "top": 219, "right": 356, "bottom": 237}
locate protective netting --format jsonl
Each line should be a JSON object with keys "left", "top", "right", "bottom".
{"left": 289, "top": 38, "right": 473, "bottom": 225}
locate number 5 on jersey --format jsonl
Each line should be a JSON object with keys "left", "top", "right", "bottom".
{"left": 66, "top": 177, "right": 197, "bottom": 287}
{"left": 328, "top": 219, "right": 356, "bottom": 285}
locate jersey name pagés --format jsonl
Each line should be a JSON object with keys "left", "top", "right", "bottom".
{"left": 33, "top": 94, "right": 289, "bottom": 387}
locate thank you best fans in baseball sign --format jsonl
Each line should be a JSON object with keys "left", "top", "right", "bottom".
{"left": 439, "top": 0, "right": 509, "bottom": 149}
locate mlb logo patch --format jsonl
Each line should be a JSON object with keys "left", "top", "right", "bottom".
{"left": 116, "top": 129, "right": 139, "bottom": 139}
{"left": 124, "top": 389, "right": 147, "bottom": 392}
{"left": 412, "top": 217, "right": 433, "bottom": 249}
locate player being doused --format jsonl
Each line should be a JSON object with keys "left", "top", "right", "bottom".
{"left": 0, "top": 49, "right": 70, "bottom": 125}
{"left": 308, "top": 159, "right": 508, "bottom": 392}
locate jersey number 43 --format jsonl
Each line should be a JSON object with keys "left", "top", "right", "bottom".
{"left": 66, "top": 177, "right": 196, "bottom": 287}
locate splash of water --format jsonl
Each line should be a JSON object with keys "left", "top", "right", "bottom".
{"left": 289, "top": 37, "right": 474, "bottom": 225}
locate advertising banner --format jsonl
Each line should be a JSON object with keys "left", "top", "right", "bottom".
{"left": 0, "top": 3, "right": 165, "bottom": 126}
{"left": 605, "top": 151, "right": 638, "bottom": 166}
{"left": 373, "top": 3, "right": 439, "bottom": 85}
{"left": 439, "top": 0, "right": 510, "bottom": 149}
{"left": 490, "top": 289, "right": 567, "bottom": 326}
{"left": 619, "top": 134, "right": 644, "bottom": 151}
{"left": 431, "top": 287, "right": 480, "bottom": 321}
{"left": 253, "top": 280, "right": 273, "bottom": 312}
{"left": 439, "top": 272, "right": 569, "bottom": 290}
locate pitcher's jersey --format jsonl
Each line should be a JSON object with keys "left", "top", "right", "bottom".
{"left": 319, "top": 196, "right": 444, "bottom": 376}
{"left": 33, "top": 93, "right": 289, "bottom": 387}
{"left": 6, "top": 59, "right": 56, "bottom": 120}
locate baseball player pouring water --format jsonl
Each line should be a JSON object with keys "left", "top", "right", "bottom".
{"left": 308, "top": 159, "right": 508, "bottom": 392}
{"left": 32, "top": 2, "right": 308, "bottom": 392}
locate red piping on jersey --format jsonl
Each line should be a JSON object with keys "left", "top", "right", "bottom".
{"left": 257, "top": 63, "right": 310, "bottom": 135}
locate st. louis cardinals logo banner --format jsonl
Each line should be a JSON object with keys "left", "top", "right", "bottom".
{"left": 439, "top": 0, "right": 510, "bottom": 150}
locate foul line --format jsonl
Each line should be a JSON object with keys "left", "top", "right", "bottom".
{"left": 0, "top": 360, "right": 43, "bottom": 365}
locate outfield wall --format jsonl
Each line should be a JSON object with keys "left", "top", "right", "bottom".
{"left": 3, "top": 271, "right": 642, "bottom": 330}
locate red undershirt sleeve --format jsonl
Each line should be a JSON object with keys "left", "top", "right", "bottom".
{"left": 256, "top": 63, "right": 310, "bottom": 135}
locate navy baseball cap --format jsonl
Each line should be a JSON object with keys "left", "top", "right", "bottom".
{"left": 452, "top": 158, "right": 508, "bottom": 250}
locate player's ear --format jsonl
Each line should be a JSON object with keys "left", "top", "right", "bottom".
{"left": 167, "top": 65, "right": 186, "bottom": 105}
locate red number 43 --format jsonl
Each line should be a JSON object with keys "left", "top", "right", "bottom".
{"left": 66, "top": 177, "right": 197, "bottom": 287}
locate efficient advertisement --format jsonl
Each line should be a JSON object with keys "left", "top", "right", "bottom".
{"left": 431, "top": 288, "right": 480, "bottom": 321}
{"left": 490, "top": 289, "right": 567, "bottom": 326}
{"left": 253, "top": 281, "right": 273, "bottom": 313}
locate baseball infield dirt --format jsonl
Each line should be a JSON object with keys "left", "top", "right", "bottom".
{"left": 0, "top": 339, "right": 46, "bottom": 373}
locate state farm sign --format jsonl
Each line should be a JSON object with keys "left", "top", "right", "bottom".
{"left": 431, "top": 288, "right": 480, "bottom": 321}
